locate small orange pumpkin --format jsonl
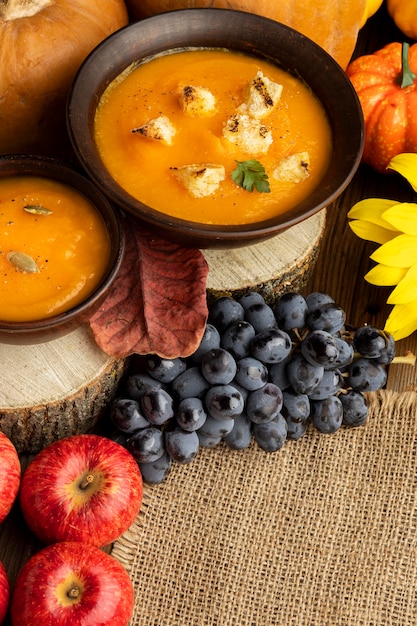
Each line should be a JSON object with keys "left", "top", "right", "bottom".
{"left": 346, "top": 42, "right": 417, "bottom": 174}
{"left": 0, "top": 0, "right": 128, "bottom": 157}
{"left": 124, "top": 0, "right": 367, "bottom": 70}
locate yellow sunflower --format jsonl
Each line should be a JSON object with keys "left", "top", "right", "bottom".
{"left": 348, "top": 153, "right": 417, "bottom": 341}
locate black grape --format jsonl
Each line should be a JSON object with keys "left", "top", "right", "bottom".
{"left": 223, "top": 413, "right": 252, "bottom": 450}
{"left": 238, "top": 291, "right": 266, "bottom": 310}
{"left": 274, "top": 292, "right": 308, "bottom": 334}
{"left": 140, "top": 387, "right": 174, "bottom": 426}
{"left": 139, "top": 453, "right": 172, "bottom": 485}
{"left": 301, "top": 330, "right": 340, "bottom": 368}
{"left": 201, "top": 348, "right": 237, "bottom": 385}
{"left": 234, "top": 357, "right": 268, "bottom": 391}
{"left": 208, "top": 295, "right": 245, "bottom": 332}
{"left": 252, "top": 414, "right": 287, "bottom": 452}
{"left": 124, "top": 373, "right": 164, "bottom": 400}
{"left": 221, "top": 320, "right": 256, "bottom": 360}
{"left": 310, "top": 396, "right": 344, "bottom": 434}
{"left": 126, "top": 427, "right": 165, "bottom": 464}
{"left": 190, "top": 323, "right": 221, "bottom": 364}
{"left": 110, "top": 398, "right": 150, "bottom": 434}
{"left": 205, "top": 384, "right": 244, "bottom": 420}
{"left": 176, "top": 397, "right": 207, "bottom": 431}
{"left": 306, "top": 302, "right": 346, "bottom": 334}
{"left": 340, "top": 390, "right": 368, "bottom": 427}
{"left": 244, "top": 302, "right": 277, "bottom": 333}
{"left": 250, "top": 328, "right": 292, "bottom": 364}
{"left": 246, "top": 383, "right": 283, "bottom": 424}
{"left": 286, "top": 353, "right": 324, "bottom": 395}
{"left": 346, "top": 358, "right": 387, "bottom": 392}
{"left": 171, "top": 366, "right": 210, "bottom": 400}
{"left": 145, "top": 355, "right": 186, "bottom": 383}
{"left": 165, "top": 427, "right": 200, "bottom": 464}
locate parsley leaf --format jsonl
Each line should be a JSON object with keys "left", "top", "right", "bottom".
{"left": 231, "top": 159, "right": 271, "bottom": 193}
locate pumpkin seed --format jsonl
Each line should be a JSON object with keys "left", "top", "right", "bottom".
{"left": 7, "top": 251, "right": 40, "bottom": 273}
{"left": 23, "top": 204, "right": 53, "bottom": 215}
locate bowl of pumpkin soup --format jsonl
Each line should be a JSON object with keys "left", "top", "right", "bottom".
{"left": 0, "top": 155, "right": 124, "bottom": 344}
{"left": 67, "top": 9, "right": 364, "bottom": 248}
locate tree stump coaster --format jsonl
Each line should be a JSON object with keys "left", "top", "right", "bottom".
{"left": 0, "top": 325, "right": 126, "bottom": 453}
{"left": 204, "top": 209, "right": 326, "bottom": 303}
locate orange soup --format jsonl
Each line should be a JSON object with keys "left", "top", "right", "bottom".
{"left": 0, "top": 176, "right": 111, "bottom": 323}
{"left": 94, "top": 48, "right": 332, "bottom": 225}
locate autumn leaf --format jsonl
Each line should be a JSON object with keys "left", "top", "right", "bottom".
{"left": 89, "top": 217, "right": 209, "bottom": 358}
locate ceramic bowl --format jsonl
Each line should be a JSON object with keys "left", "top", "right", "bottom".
{"left": 67, "top": 9, "right": 364, "bottom": 249}
{"left": 0, "top": 155, "right": 124, "bottom": 344}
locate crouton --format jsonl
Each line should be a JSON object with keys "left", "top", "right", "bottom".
{"left": 240, "top": 71, "right": 283, "bottom": 119}
{"left": 222, "top": 113, "right": 273, "bottom": 155}
{"left": 178, "top": 84, "right": 217, "bottom": 116}
{"left": 132, "top": 114, "right": 176, "bottom": 145}
{"left": 170, "top": 163, "right": 225, "bottom": 198}
{"left": 272, "top": 152, "right": 311, "bottom": 183}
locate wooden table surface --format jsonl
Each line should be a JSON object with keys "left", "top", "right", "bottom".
{"left": 306, "top": 6, "right": 417, "bottom": 395}
{"left": 1, "top": 4, "right": 416, "bottom": 623}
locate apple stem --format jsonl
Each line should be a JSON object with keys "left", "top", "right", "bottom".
{"left": 79, "top": 474, "right": 94, "bottom": 490}
{"left": 67, "top": 585, "right": 81, "bottom": 600}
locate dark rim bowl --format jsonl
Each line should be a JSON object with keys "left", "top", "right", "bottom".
{"left": 0, "top": 155, "right": 125, "bottom": 345}
{"left": 67, "top": 8, "right": 364, "bottom": 249}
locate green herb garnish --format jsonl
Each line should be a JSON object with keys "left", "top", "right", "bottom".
{"left": 231, "top": 159, "right": 270, "bottom": 193}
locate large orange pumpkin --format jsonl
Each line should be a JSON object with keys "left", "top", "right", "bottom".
{"left": 124, "top": 0, "right": 367, "bottom": 70}
{"left": 0, "top": 0, "right": 128, "bottom": 157}
{"left": 387, "top": 0, "right": 417, "bottom": 41}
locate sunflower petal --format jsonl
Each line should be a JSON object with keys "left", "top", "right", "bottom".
{"left": 365, "top": 263, "right": 407, "bottom": 286}
{"left": 371, "top": 234, "right": 417, "bottom": 267}
{"left": 347, "top": 198, "right": 402, "bottom": 230}
{"left": 387, "top": 153, "right": 417, "bottom": 192}
{"left": 382, "top": 203, "right": 417, "bottom": 235}
{"left": 349, "top": 219, "right": 398, "bottom": 244}
{"left": 387, "top": 263, "right": 417, "bottom": 304}
{"left": 384, "top": 301, "right": 417, "bottom": 340}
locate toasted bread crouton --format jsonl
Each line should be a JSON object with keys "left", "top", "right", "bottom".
{"left": 132, "top": 114, "right": 176, "bottom": 145}
{"left": 178, "top": 84, "right": 217, "bottom": 117}
{"left": 240, "top": 71, "right": 283, "bottom": 119}
{"left": 273, "top": 152, "right": 311, "bottom": 183}
{"left": 170, "top": 163, "right": 225, "bottom": 198}
{"left": 223, "top": 113, "right": 273, "bottom": 155}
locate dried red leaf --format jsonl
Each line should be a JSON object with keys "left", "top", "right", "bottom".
{"left": 89, "top": 218, "right": 208, "bottom": 358}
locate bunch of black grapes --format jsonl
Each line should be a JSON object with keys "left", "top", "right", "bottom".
{"left": 109, "top": 291, "right": 394, "bottom": 484}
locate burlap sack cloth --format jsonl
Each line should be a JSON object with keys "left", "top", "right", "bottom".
{"left": 112, "top": 389, "right": 417, "bottom": 625}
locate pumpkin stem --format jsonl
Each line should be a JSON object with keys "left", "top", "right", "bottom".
{"left": 0, "top": 0, "right": 52, "bottom": 20}
{"left": 398, "top": 42, "right": 416, "bottom": 89}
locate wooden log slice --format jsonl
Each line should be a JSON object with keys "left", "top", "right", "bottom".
{"left": 0, "top": 325, "right": 127, "bottom": 453}
{"left": 204, "top": 209, "right": 326, "bottom": 304}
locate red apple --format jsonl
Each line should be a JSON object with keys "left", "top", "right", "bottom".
{"left": 0, "top": 431, "right": 20, "bottom": 524}
{"left": 0, "top": 560, "right": 9, "bottom": 625}
{"left": 10, "top": 542, "right": 134, "bottom": 626}
{"left": 19, "top": 434, "right": 142, "bottom": 547}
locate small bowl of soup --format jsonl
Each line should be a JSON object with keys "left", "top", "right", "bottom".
{"left": 67, "top": 9, "right": 364, "bottom": 249}
{"left": 0, "top": 155, "right": 124, "bottom": 344}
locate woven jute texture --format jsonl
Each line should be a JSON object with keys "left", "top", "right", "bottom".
{"left": 112, "top": 389, "right": 417, "bottom": 626}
